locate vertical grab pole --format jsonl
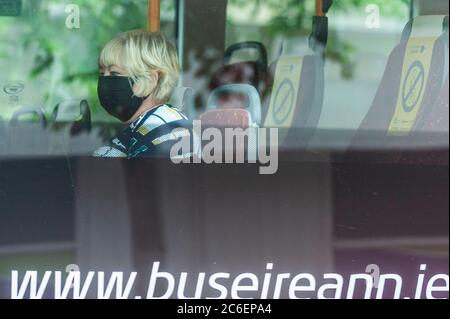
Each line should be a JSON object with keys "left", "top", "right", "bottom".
{"left": 409, "top": 0, "right": 415, "bottom": 20}
{"left": 310, "top": 0, "right": 333, "bottom": 53}
{"left": 316, "top": 0, "right": 324, "bottom": 16}
{"left": 148, "top": 0, "right": 161, "bottom": 32}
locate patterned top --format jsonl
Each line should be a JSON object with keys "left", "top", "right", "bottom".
{"left": 93, "top": 104, "right": 194, "bottom": 159}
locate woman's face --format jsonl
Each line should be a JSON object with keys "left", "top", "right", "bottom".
{"left": 97, "top": 64, "right": 145, "bottom": 122}
{"left": 98, "top": 64, "right": 158, "bottom": 123}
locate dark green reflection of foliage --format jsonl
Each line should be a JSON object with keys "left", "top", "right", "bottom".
{"left": 229, "top": 0, "right": 409, "bottom": 79}
{"left": 11, "top": 0, "right": 174, "bottom": 120}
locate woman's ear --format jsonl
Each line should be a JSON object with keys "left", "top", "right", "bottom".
{"left": 132, "top": 71, "right": 159, "bottom": 98}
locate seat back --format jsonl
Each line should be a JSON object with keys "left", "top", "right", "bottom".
{"left": 199, "top": 84, "right": 262, "bottom": 162}
{"left": 262, "top": 53, "right": 325, "bottom": 149}
{"left": 202, "top": 84, "right": 261, "bottom": 127}
{"left": 200, "top": 84, "right": 261, "bottom": 128}
{"left": 169, "top": 86, "right": 196, "bottom": 119}
{"left": 348, "top": 15, "right": 449, "bottom": 157}
{"left": 199, "top": 108, "right": 251, "bottom": 129}
{"left": 423, "top": 76, "right": 449, "bottom": 134}
{"left": 400, "top": 76, "right": 449, "bottom": 164}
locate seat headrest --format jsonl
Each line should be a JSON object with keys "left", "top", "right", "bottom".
{"left": 224, "top": 41, "right": 268, "bottom": 67}
{"left": 51, "top": 100, "right": 92, "bottom": 135}
{"left": 207, "top": 84, "right": 261, "bottom": 126}
{"left": 10, "top": 107, "right": 46, "bottom": 127}
{"left": 402, "top": 15, "right": 449, "bottom": 41}
{"left": 209, "top": 61, "right": 261, "bottom": 91}
{"left": 53, "top": 100, "right": 89, "bottom": 122}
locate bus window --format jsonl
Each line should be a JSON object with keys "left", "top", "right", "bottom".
{"left": 0, "top": 0, "right": 448, "bottom": 301}
{"left": 0, "top": 0, "right": 176, "bottom": 123}
{"left": 0, "top": 0, "right": 177, "bottom": 158}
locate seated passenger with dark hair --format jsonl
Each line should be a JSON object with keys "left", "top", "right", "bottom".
{"left": 94, "top": 30, "right": 194, "bottom": 159}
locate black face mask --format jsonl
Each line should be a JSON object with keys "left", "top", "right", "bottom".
{"left": 97, "top": 76, "right": 147, "bottom": 122}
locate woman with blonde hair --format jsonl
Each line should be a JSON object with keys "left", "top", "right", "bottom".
{"left": 94, "top": 30, "right": 193, "bottom": 159}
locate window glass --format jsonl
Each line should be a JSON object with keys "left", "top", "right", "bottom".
{"left": 0, "top": 0, "right": 448, "bottom": 300}
{"left": 0, "top": 0, "right": 175, "bottom": 123}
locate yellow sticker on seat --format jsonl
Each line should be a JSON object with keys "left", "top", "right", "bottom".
{"left": 388, "top": 37, "right": 436, "bottom": 136}
{"left": 264, "top": 56, "right": 303, "bottom": 141}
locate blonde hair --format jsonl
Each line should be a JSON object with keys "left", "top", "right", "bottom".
{"left": 99, "top": 30, "right": 180, "bottom": 102}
